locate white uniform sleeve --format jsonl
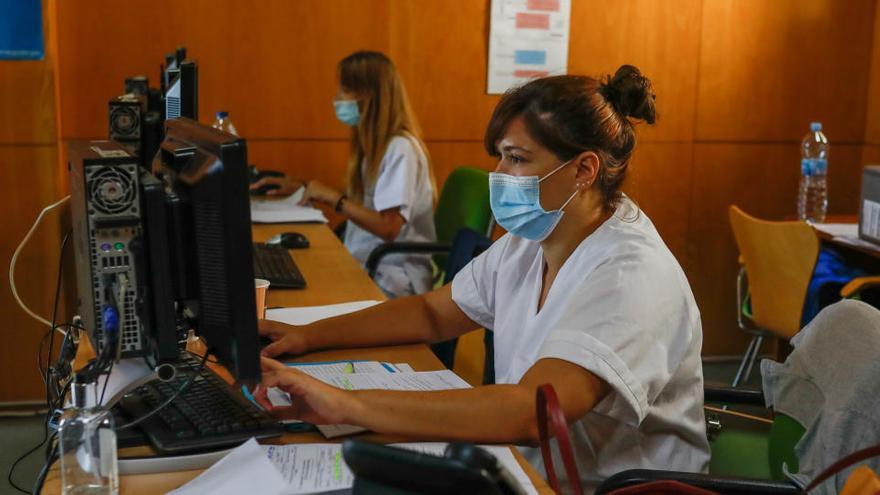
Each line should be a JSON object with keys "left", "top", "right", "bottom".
{"left": 450, "top": 234, "right": 512, "bottom": 330}
{"left": 372, "top": 137, "right": 422, "bottom": 221}
{"left": 537, "top": 252, "right": 699, "bottom": 427}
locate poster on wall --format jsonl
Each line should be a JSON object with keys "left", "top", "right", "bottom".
{"left": 0, "top": 0, "right": 45, "bottom": 60}
{"left": 487, "top": 0, "right": 571, "bottom": 94}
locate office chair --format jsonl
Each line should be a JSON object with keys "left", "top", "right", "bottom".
{"left": 728, "top": 206, "right": 819, "bottom": 387}
{"left": 430, "top": 227, "right": 494, "bottom": 383}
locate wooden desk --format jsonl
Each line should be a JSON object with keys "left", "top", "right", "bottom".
{"left": 812, "top": 217, "right": 880, "bottom": 262}
{"left": 43, "top": 224, "right": 551, "bottom": 494}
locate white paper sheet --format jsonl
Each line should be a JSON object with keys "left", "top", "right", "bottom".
{"left": 266, "top": 360, "right": 402, "bottom": 408}
{"left": 266, "top": 370, "right": 471, "bottom": 438}
{"left": 324, "top": 370, "right": 471, "bottom": 392}
{"left": 291, "top": 361, "right": 399, "bottom": 379}
{"left": 259, "top": 442, "right": 535, "bottom": 495}
{"left": 813, "top": 223, "right": 858, "bottom": 238}
{"left": 263, "top": 443, "right": 354, "bottom": 494}
{"left": 317, "top": 371, "right": 470, "bottom": 438}
{"left": 487, "top": 0, "right": 572, "bottom": 94}
{"left": 168, "top": 438, "right": 287, "bottom": 495}
{"left": 265, "top": 300, "right": 381, "bottom": 326}
{"left": 251, "top": 189, "right": 328, "bottom": 224}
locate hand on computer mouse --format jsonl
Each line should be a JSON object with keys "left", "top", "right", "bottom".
{"left": 258, "top": 319, "right": 310, "bottom": 357}
{"left": 254, "top": 357, "right": 354, "bottom": 425}
{"left": 250, "top": 175, "right": 303, "bottom": 196}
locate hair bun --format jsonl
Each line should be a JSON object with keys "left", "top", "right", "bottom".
{"left": 601, "top": 65, "right": 656, "bottom": 124}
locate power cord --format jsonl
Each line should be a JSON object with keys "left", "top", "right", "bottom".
{"left": 8, "top": 227, "right": 74, "bottom": 494}
{"left": 9, "top": 195, "right": 71, "bottom": 332}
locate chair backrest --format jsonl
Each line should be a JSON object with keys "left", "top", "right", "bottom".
{"left": 728, "top": 205, "right": 820, "bottom": 339}
{"left": 435, "top": 167, "right": 492, "bottom": 243}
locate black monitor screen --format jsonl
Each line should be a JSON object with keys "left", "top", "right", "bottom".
{"left": 151, "top": 118, "right": 260, "bottom": 385}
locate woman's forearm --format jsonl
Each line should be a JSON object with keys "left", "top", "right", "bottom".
{"left": 340, "top": 200, "right": 404, "bottom": 242}
{"left": 347, "top": 385, "right": 540, "bottom": 445}
{"left": 304, "top": 285, "right": 472, "bottom": 351}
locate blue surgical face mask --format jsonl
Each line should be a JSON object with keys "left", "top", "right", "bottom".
{"left": 489, "top": 159, "right": 578, "bottom": 241}
{"left": 334, "top": 99, "right": 360, "bottom": 126}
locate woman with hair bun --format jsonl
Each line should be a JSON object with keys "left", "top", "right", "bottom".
{"left": 255, "top": 65, "right": 710, "bottom": 492}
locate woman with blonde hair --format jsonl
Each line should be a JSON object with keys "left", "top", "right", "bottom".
{"left": 253, "top": 51, "right": 437, "bottom": 298}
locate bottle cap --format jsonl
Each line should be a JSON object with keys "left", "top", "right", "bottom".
{"left": 216, "top": 111, "right": 228, "bottom": 119}
{"left": 810, "top": 122, "right": 822, "bottom": 132}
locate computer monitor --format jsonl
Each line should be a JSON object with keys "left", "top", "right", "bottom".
{"left": 145, "top": 117, "right": 260, "bottom": 385}
{"left": 164, "top": 59, "right": 198, "bottom": 121}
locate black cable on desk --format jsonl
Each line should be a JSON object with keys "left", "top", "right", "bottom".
{"left": 8, "top": 230, "right": 72, "bottom": 494}
{"left": 31, "top": 432, "right": 58, "bottom": 495}
{"left": 117, "top": 348, "right": 210, "bottom": 431}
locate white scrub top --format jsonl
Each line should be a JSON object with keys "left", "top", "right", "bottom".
{"left": 344, "top": 134, "right": 436, "bottom": 298}
{"left": 451, "top": 196, "right": 710, "bottom": 493}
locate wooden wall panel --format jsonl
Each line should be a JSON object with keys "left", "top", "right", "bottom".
{"left": 1, "top": 146, "right": 62, "bottom": 401}
{"left": 0, "top": 61, "right": 56, "bottom": 144}
{"left": 689, "top": 143, "right": 864, "bottom": 355}
{"left": 567, "top": 0, "right": 703, "bottom": 143}
{"left": 0, "top": 0, "right": 64, "bottom": 402}
{"left": 389, "top": 0, "right": 499, "bottom": 142}
{"left": 623, "top": 143, "right": 694, "bottom": 262}
{"left": 867, "top": 0, "right": 880, "bottom": 145}
{"left": 55, "top": 0, "right": 391, "bottom": 140}
{"left": 697, "top": 0, "right": 876, "bottom": 143}
{"left": 864, "top": 145, "right": 880, "bottom": 165}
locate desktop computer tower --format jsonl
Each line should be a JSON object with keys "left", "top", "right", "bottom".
{"left": 68, "top": 140, "right": 150, "bottom": 358}
{"left": 124, "top": 75, "right": 150, "bottom": 96}
{"left": 109, "top": 94, "right": 145, "bottom": 156}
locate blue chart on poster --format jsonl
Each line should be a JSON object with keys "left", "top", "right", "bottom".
{"left": 0, "top": 0, "right": 45, "bottom": 60}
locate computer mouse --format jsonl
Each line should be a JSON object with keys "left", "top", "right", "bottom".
{"left": 266, "top": 232, "right": 310, "bottom": 249}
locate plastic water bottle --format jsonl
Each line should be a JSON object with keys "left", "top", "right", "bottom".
{"left": 59, "top": 378, "right": 119, "bottom": 495}
{"left": 797, "top": 122, "right": 828, "bottom": 223}
{"left": 212, "top": 111, "right": 238, "bottom": 136}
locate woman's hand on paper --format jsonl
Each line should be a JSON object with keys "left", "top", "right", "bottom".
{"left": 258, "top": 319, "right": 310, "bottom": 357}
{"left": 298, "top": 180, "right": 343, "bottom": 207}
{"left": 254, "top": 356, "right": 357, "bottom": 425}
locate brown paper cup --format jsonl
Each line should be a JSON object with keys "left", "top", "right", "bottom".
{"left": 255, "top": 278, "right": 270, "bottom": 320}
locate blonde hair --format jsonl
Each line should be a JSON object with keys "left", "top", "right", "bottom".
{"left": 338, "top": 51, "right": 436, "bottom": 203}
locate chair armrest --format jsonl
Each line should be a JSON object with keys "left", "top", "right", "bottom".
{"left": 841, "top": 276, "right": 880, "bottom": 298}
{"left": 366, "top": 242, "right": 453, "bottom": 278}
{"left": 704, "top": 387, "right": 766, "bottom": 406}
{"left": 596, "top": 469, "right": 800, "bottom": 495}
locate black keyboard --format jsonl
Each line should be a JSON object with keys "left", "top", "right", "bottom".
{"left": 253, "top": 243, "right": 306, "bottom": 289}
{"left": 117, "top": 360, "right": 283, "bottom": 454}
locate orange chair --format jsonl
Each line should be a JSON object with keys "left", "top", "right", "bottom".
{"left": 728, "top": 206, "right": 819, "bottom": 387}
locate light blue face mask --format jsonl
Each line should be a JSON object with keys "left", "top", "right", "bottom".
{"left": 333, "top": 99, "right": 360, "bottom": 126}
{"left": 489, "top": 159, "right": 578, "bottom": 241}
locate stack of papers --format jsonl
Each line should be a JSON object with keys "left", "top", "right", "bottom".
{"left": 265, "top": 300, "right": 381, "bottom": 326}
{"left": 251, "top": 188, "right": 328, "bottom": 224}
{"left": 261, "top": 300, "right": 470, "bottom": 438}
{"left": 171, "top": 439, "right": 539, "bottom": 495}
{"left": 264, "top": 362, "right": 469, "bottom": 438}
